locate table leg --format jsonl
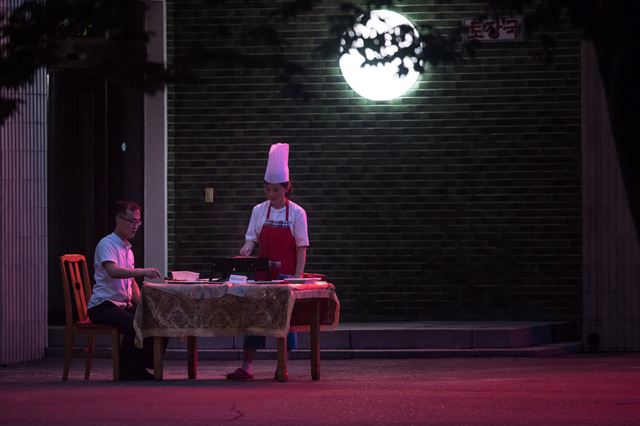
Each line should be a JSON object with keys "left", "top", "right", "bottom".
{"left": 153, "top": 337, "right": 164, "bottom": 380}
{"left": 187, "top": 336, "right": 197, "bottom": 379}
{"left": 276, "top": 336, "right": 288, "bottom": 382}
{"left": 310, "top": 300, "right": 321, "bottom": 380}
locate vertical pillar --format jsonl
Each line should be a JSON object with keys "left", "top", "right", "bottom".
{"left": 0, "top": 1, "right": 48, "bottom": 363}
{"left": 144, "top": 0, "right": 168, "bottom": 275}
{"left": 582, "top": 40, "right": 640, "bottom": 351}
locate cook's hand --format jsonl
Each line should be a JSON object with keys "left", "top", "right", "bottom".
{"left": 239, "top": 241, "right": 255, "bottom": 257}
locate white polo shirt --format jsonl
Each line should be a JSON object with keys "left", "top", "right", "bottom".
{"left": 87, "top": 232, "right": 135, "bottom": 309}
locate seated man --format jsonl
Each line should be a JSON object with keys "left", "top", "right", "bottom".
{"left": 87, "top": 200, "right": 163, "bottom": 380}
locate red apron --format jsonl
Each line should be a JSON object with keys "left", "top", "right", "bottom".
{"left": 256, "top": 200, "right": 297, "bottom": 280}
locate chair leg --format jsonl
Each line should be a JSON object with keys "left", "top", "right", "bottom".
{"left": 84, "top": 334, "right": 95, "bottom": 380}
{"left": 111, "top": 332, "right": 121, "bottom": 381}
{"left": 62, "top": 329, "right": 74, "bottom": 381}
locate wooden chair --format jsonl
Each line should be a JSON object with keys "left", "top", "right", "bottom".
{"left": 59, "top": 254, "right": 120, "bottom": 381}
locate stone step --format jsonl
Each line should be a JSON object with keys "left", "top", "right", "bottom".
{"left": 46, "top": 342, "right": 583, "bottom": 360}
{"left": 47, "top": 321, "right": 580, "bottom": 358}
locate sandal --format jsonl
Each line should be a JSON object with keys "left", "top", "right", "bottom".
{"left": 226, "top": 368, "right": 253, "bottom": 380}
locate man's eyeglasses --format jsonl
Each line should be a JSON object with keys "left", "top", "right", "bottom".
{"left": 118, "top": 215, "right": 142, "bottom": 226}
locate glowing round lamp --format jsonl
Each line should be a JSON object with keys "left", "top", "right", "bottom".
{"left": 339, "top": 10, "right": 423, "bottom": 101}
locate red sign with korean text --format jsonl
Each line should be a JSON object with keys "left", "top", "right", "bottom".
{"left": 464, "top": 16, "right": 524, "bottom": 41}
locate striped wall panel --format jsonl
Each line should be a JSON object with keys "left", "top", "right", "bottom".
{"left": 582, "top": 41, "right": 640, "bottom": 351}
{"left": 0, "top": 0, "right": 49, "bottom": 364}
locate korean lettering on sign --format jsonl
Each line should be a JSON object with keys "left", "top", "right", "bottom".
{"left": 464, "top": 16, "right": 524, "bottom": 42}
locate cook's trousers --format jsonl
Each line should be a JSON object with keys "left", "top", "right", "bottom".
{"left": 244, "top": 332, "right": 297, "bottom": 351}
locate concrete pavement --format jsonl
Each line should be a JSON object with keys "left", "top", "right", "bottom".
{"left": 1, "top": 354, "right": 639, "bottom": 425}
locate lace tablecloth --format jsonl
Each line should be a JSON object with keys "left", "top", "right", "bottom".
{"left": 133, "top": 282, "right": 340, "bottom": 345}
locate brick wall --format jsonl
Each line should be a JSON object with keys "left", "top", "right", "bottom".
{"left": 166, "top": 0, "right": 582, "bottom": 322}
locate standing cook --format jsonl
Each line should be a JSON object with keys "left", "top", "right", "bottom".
{"left": 226, "top": 142, "right": 309, "bottom": 380}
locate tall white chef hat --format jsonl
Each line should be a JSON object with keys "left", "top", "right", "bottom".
{"left": 264, "top": 142, "right": 290, "bottom": 184}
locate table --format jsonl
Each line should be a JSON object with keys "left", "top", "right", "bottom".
{"left": 133, "top": 281, "right": 340, "bottom": 381}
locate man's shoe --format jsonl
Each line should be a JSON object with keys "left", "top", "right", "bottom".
{"left": 119, "top": 369, "right": 155, "bottom": 381}
{"left": 138, "top": 369, "right": 155, "bottom": 380}
{"left": 226, "top": 368, "right": 253, "bottom": 380}
{"left": 119, "top": 371, "right": 140, "bottom": 381}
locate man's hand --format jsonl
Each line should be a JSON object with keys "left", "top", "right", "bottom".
{"left": 141, "top": 268, "right": 162, "bottom": 279}
{"left": 102, "top": 261, "right": 162, "bottom": 280}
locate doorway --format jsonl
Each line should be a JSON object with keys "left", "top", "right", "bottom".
{"left": 47, "top": 69, "right": 144, "bottom": 324}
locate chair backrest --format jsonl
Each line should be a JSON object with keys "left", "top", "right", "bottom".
{"left": 60, "top": 254, "right": 93, "bottom": 325}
